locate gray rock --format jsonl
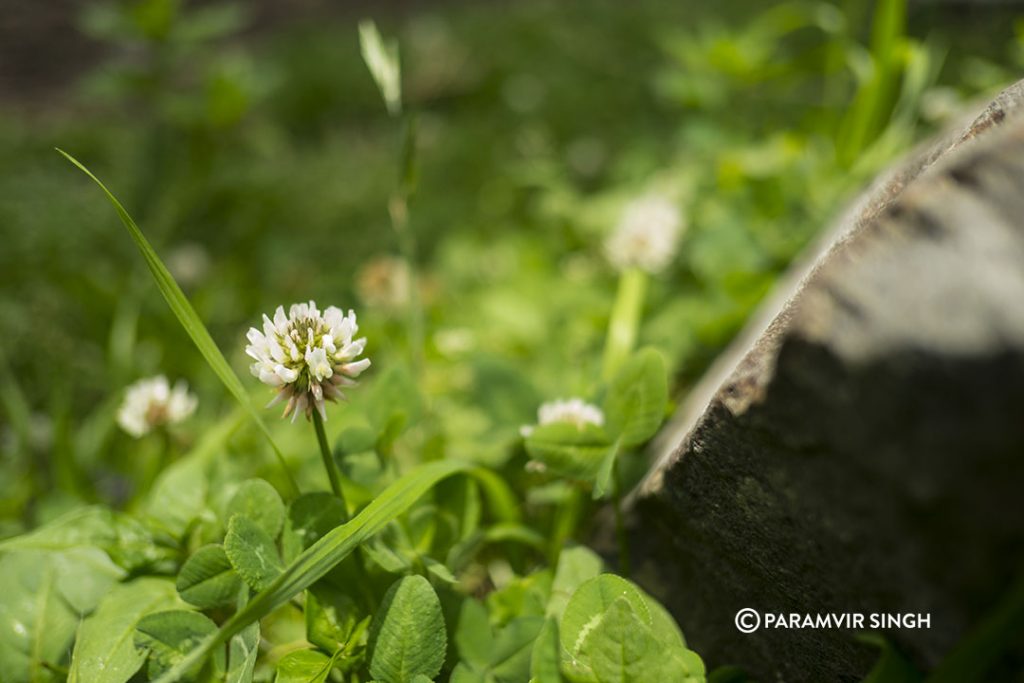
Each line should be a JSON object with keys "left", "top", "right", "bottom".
{"left": 626, "top": 80, "right": 1024, "bottom": 681}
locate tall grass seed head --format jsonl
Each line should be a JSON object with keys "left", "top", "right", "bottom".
{"left": 117, "top": 375, "right": 198, "bottom": 438}
{"left": 604, "top": 194, "right": 685, "bottom": 274}
{"left": 245, "top": 301, "right": 371, "bottom": 421}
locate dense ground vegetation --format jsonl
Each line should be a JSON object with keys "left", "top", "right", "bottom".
{"left": 1, "top": 0, "right": 1022, "bottom": 681}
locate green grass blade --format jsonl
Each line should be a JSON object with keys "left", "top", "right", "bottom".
{"left": 151, "top": 459, "right": 476, "bottom": 683}
{"left": 57, "top": 149, "right": 299, "bottom": 496}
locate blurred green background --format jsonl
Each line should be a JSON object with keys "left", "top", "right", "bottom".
{"left": 2, "top": 0, "right": 1023, "bottom": 532}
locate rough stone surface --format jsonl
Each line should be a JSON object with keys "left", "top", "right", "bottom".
{"left": 626, "top": 80, "right": 1024, "bottom": 681}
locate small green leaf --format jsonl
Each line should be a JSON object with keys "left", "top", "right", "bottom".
{"left": 424, "top": 557, "right": 457, "bottom": 584}
{"left": 488, "top": 616, "right": 545, "bottom": 681}
{"left": 281, "top": 492, "right": 348, "bottom": 563}
{"left": 227, "top": 479, "right": 286, "bottom": 539}
{"left": 359, "top": 20, "right": 402, "bottom": 116}
{"left": 364, "top": 536, "right": 411, "bottom": 573}
{"left": 144, "top": 410, "right": 244, "bottom": 539}
{"left": 274, "top": 649, "right": 336, "bottom": 683}
{"left": 455, "top": 599, "right": 495, "bottom": 671}
{"left": 305, "top": 585, "right": 362, "bottom": 653}
{"left": 176, "top": 544, "right": 243, "bottom": 609}
{"left": 560, "top": 575, "right": 649, "bottom": 658}
{"left": 224, "top": 515, "right": 283, "bottom": 591}
{"left": 530, "top": 618, "right": 562, "bottom": 683}
{"left": 547, "top": 546, "right": 603, "bottom": 620}
{"left": 573, "top": 597, "right": 702, "bottom": 683}
{"left": 135, "top": 610, "right": 219, "bottom": 678}
{"left": 591, "top": 444, "right": 620, "bottom": 500}
{"left": 226, "top": 623, "right": 260, "bottom": 683}
{"left": 859, "top": 634, "right": 922, "bottom": 683}
{"left": 525, "top": 422, "right": 613, "bottom": 481}
{"left": 487, "top": 571, "right": 553, "bottom": 625}
{"left": 58, "top": 151, "right": 298, "bottom": 496}
{"left": 68, "top": 578, "right": 182, "bottom": 683}
{"left": 368, "top": 575, "right": 447, "bottom": 683}
{"left": 450, "top": 663, "right": 486, "bottom": 683}
{"left": 602, "top": 348, "right": 668, "bottom": 448}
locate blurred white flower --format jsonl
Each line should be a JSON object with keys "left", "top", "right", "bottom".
{"left": 356, "top": 255, "right": 411, "bottom": 310}
{"left": 117, "top": 376, "right": 197, "bottom": 438}
{"left": 604, "top": 195, "right": 685, "bottom": 274}
{"left": 245, "top": 301, "right": 371, "bottom": 421}
{"left": 520, "top": 398, "right": 605, "bottom": 438}
{"left": 165, "top": 242, "right": 211, "bottom": 288}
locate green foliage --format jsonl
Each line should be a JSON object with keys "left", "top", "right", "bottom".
{"left": 224, "top": 515, "right": 284, "bottom": 592}
{"left": 0, "top": 549, "right": 119, "bottom": 683}
{"left": 58, "top": 150, "right": 298, "bottom": 496}
{"left": 559, "top": 575, "right": 703, "bottom": 683}
{"left": 274, "top": 649, "right": 336, "bottom": 683}
{"left": 859, "top": 635, "right": 922, "bottom": 683}
{"left": 454, "top": 598, "right": 546, "bottom": 682}
{"left": 176, "top": 544, "right": 243, "bottom": 609}
{"left": 68, "top": 578, "right": 183, "bottom": 683}
{"left": 524, "top": 347, "right": 668, "bottom": 498}
{"left": 135, "top": 610, "right": 220, "bottom": 678}
{"left": 226, "top": 478, "right": 286, "bottom": 539}
{"left": 368, "top": 576, "right": 447, "bottom": 683}
{"left": 2, "top": 1, "right": 1018, "bottom": 681}
{"left": 602, "top": 349, "right": 668, "bottom": 450}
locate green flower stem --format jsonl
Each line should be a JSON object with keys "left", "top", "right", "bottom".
{"left": 549, "top": 485, "right": 584, "bottom": 565}
{"left": 389, "top": 192, "right": 424, "bottom": 376}
{"left": 312, "top": 411, "right": 348, "bottom": 520}
{"left": 602, "top": 267, "right": 648, "bottom": 382}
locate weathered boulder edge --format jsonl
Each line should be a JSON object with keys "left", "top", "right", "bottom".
{"left": 627, "top": 78, "right": 1024, "bottom": 681}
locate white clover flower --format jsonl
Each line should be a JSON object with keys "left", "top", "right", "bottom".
{"left": 519, "top": 398, "right": 605, "bottom": 438}
{"left": 604, "top": 194, "right": 685, "bottom": 274}
{"left": 245, "top": 301, "right": 371, "bottom": 421}
{"left": 117, "top": 376, "right": 198, "bottom": 438}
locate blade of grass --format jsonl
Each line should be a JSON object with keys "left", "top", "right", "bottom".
{"left": 151, "top": 458, "right": 477, "bottom": 683}
{"left": 58, "top": 149, "right": 299, "bottom": 497}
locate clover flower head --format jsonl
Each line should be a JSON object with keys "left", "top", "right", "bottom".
{"left": 519, "top": 398, "right": 605, "bottom": 438}
{"left": 117, "top": 375, "right": 197, "bottom": 438}
{"left": 245, "top": 301, "right": 371, "bottom": 421}
{"left": 604, "top": 194, "right": 684, "bottom": 274}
